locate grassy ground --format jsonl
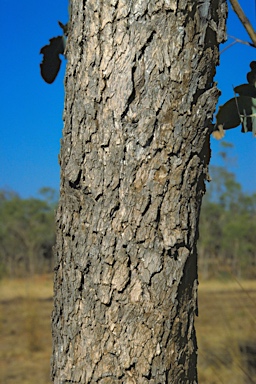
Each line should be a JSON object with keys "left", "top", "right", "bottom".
{"left": 0, "top": 275, "right": 53, "bottom": 384}
{"left": 0, "top": 275, "right": 256, "bottom": 383}
{"left": 197, "top": 278, "right": 256, "bottom": 383}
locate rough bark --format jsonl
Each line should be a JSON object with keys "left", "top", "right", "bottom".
{"left": 52, "top": 0, "right": 227, "bottom": 383}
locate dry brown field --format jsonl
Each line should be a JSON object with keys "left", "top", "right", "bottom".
{"left": 1, "top": 275, "right": 256, "bottom": 383}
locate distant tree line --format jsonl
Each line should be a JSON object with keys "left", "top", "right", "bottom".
{"left": 0, "top": 149, "right": 255, "bottom": 279}
{"left": 0, "top": 187, "right": 57, "bottom": 277}
{"left": 198, "top": 144, "right": 256, "bottom": 280}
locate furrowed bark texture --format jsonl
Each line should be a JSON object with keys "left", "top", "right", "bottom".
{"left": 52, "top": 0, "right": 227, "bottom": 383}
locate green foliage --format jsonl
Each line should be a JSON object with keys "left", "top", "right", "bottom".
{"left": 0, "top": 188, "right": 57, "bottom": 277}
{"left": 214, "top": 61, "right": 256, "bottom": 137}
{"left": 198, "top": 147, "right": 256, "bottom": 279}
{"left": 0, "top": 172, "right": 254, "bottom": 280}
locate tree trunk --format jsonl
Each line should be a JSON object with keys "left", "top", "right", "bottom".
{"left": 52, "top": 1, "right": 227, "bottom": 382}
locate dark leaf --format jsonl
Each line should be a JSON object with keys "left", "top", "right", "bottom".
{"left": 40, "top": 36, "right": 64, "bottom": 84}
{"left": 246, "top": 61, "right": 256, "bottom": 87}
{"left": 216, "top": 96, "right": 256, "bottom": 133}
{"left": 216, "top": 98, "right": 241, "bottom": 129}
{"left": 234, "top": 84, "right": 256, "bottom": 98}
{"left": 58, "top": 21, "right": 69, "bottom": 36}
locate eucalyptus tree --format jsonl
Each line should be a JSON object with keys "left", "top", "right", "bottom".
{"left": 51, "top": 1, "right": 227, "bottom": 382}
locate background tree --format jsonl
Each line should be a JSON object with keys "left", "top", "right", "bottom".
{"left": 0, "top": 188, "right": 57, "bottom": 277}
{"left": 198, "top": 142, "right": 256, "bottom": 279}
{"left": 51, "top": 1, "right": 227, "bottom": 382}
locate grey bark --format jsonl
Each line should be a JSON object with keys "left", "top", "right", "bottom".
{"left": 52, "top": 0, "right": 227, "bottom": 383}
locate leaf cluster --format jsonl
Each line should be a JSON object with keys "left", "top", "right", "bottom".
{"left": 214, "top": 61, "right": 256, "bottom": 138}
{"left": 40, "top": 21, "right": 68, "bottom": 84}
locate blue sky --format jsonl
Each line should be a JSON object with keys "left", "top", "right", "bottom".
{"left": 0, "top": 1, "right": 255, "bottom": 198}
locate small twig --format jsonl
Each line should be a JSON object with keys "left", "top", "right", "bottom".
{"left": 229, "top": 0, "right": 256, "bottom": 47}
{"left": 220, "top": 39, "right": 238, "bottom": 54}
{"left": 220, "top": 35, "right": 254, "bottom": 54}
{"left": 232, "top": 86, "right": 243, "bottom": 125}
{"left": 228, "top": 34, "right": 255, "bottom": 47}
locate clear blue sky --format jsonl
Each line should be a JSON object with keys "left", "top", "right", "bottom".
{"left": 0, "top": 1, "right": 255, "bottom": 198}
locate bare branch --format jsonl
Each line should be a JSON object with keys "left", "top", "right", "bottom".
{"left": 229, "top": 0, "right": 256, "bottom": 47}
{"left": 220, "top": 34, "right": 254, "bottom": 54}
{"left": 228, "top": 34, "right": 255, "bottom": 47}
{"left": 220, "top": 39, "right": 238, "bottom": 54}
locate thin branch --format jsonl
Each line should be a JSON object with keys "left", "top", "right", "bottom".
{"left": 229, "top": 0, "right": 256, "bottom": 47}
{"left": 220, "top": 39, "right": 237, "bottom": 54}
{"left": 220, "top": 34, "right": 255, "bottom": 54}
{"left": 228, "top": 34, "right": 255, "bottom": 47}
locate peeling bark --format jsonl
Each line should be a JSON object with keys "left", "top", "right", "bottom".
{"left": 52, "top": 0, "right": 227, "bottom": 382}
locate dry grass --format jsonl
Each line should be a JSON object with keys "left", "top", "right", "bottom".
{"left": 1, "top": 274, "right": 256, "bottom": 383}
{"left": 197, "top": 278, "right": 256, "bottom": 384}
{"left": 0, "top": 274, "right": 53, "bottom": 384}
